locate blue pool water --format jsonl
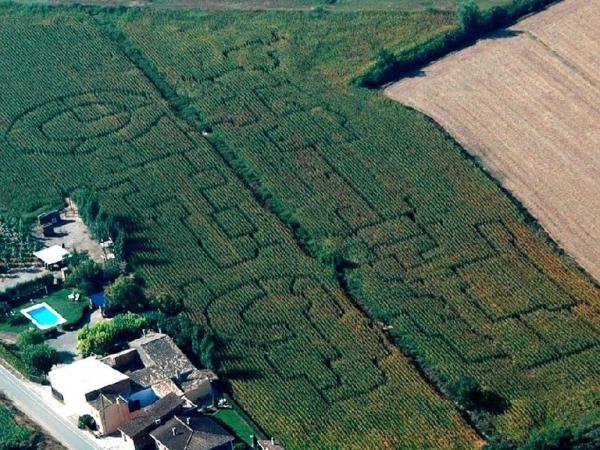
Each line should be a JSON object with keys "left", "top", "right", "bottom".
{"left": 28, "top": 305, "right": 61, "bottom": 327}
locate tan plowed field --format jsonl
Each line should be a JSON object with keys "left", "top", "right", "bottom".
{"left": 386, "top": 0, "right": 600, "bottom": 281}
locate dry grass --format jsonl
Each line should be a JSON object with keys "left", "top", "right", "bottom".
{"left": 385, "top": 0, "right": 600, "bottom": 281}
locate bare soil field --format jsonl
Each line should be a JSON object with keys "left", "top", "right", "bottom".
{"left": 386, "top": 0, "right": 600, "bottom": 281}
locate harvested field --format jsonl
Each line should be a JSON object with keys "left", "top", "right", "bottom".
{"left": 386, "top": 0, "right": 600, "bottom": 281}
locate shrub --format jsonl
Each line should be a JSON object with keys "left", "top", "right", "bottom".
{"left": 78, "top": 414, "right": 95, "bottom": 430}
{"left": 16, "top": 329, "right": 44, "bottom": 349}
{"left": 77, "top": 312, "right": 147, "bottom": 357}
{"left": 0, "top": 302, "right": 10, "bottom": 319}
{"left": 21, "top": 344, "right": 59, "bottom": 376}
{"left": 149, "top": 293, "right": 183, "bottom": 316}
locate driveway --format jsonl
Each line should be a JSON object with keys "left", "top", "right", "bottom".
{"left": 0, "top": 363, "right": 102, "bottom": 450}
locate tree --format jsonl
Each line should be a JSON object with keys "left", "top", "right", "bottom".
{"left": 77, "top": 320, "right": 117, "bottom": 357}
{"left": 451, "top": 375, "right": 481, "bottom": 409}
{"left": 150, "top": 293, "right": 183, "bottom": 316}
{"left": 450, "top": 376, "right": 508, "bottom": 413}
{"left": 22, "top": 344, "right": 59, "bottom": 375}
{"left": 458, "top": 0, "right": 482, "bottom": 34}
{"left": 65, "top": 257, "right": 103, "bottom": 294}
{"left": 17, "top": 329, "right": 44, "bottom": 349}
{"left": 104, "top": 275, "right": 147, "bottom": 314}
{"left": 77, "top": 313, "right": 147, "bottom": 357}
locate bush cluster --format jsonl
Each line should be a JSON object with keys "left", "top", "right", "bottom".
{"left": 73, "top": 188, "right": 126, "bottom": 260}
{"left": 16, "top": 330, "right": 58, "bottom": 376}
{"left": 77, "top": 312, "right": 147, "bottom": 356}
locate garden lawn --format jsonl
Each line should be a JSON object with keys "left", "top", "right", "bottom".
{"left": 0, "top": 289, "right": 88, "bottom": 334}
{"left": 214, "top": 405, "right": 261, "bottom": 445}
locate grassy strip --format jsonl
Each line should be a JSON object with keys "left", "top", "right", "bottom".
{"left": 354, "top": 0, "right": 561, "bottom": 88}
{"left": 0, "top": 343, "right": 28, "bottom": 377}
{"left": 213, "top": 395, "right": 265, "bottom": 446}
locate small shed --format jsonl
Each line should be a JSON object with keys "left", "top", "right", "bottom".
{"left": 33, "top": 245, "right": 70, "bottom": 269}
{"left": 37, "top": 210, "right": 61, "bottom": 227}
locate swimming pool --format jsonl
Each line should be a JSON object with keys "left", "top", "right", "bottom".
{"left": 21, "top": 303, "right": 66, "bottom": 330}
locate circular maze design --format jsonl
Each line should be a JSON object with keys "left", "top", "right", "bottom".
{"left": 6, "top": 90, "right": 164, "bottom": 155}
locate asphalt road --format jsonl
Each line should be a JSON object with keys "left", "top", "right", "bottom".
{"left": 0, "top": 363, "right": 103, "bottom": 450}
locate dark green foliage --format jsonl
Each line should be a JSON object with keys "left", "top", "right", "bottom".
{"left": 521, "top": 425, "right": 600, "bottom": 450}
{"left": 16, "top": 330, "right": 44, "bottom": 350}
{"left": 198, "top": 334, "right": 215, "bottom": 370}
{"left": 78, "top": 414, "right": 95, "bottom": 430}
{"left": 149, "top": 292, "right": 183, "bottom": 316}
{"left": 65, "top": 254, "right": 104, "bottom": 294}
{"left": 142, "top": 311, "right": 203, "bottom": 354}
{"left": 21, "top": 344, "right": 59, "bottom": 376}
{"left": 483, "top": 424, "right": 600, "bottom": 450}
{"left": 104, "top": 274, "right": 148, "bottom": 314}
{"left": 458, "top": 0, "right": 482, "bottom": 33}
{"left": 0, "top": 302, "right": 10, "bottom": 319}
{"left": 450, "top": 376, "right": 508, "bottom": 414}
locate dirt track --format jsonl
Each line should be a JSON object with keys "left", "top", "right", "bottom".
{"left": 385, "top": 0, "right": 600, "bottom": 281}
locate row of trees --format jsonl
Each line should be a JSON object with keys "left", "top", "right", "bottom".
{"left": 73, "top": 188, "right": 126, "bottom": 260}
{"left": 356, "top": 0, "right": 560, "bottom": 88}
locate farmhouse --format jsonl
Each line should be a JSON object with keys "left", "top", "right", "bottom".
{"left": 33, "top": 245, "right": 69, "bottom": 270}
{"left": 48, "top": 357, "right": 132, "bottom": 434}
{"left": 49, "top": 332, "right": 219, "bottom": 440}
{"left": 124, "top": 332, "right": 217, "bottom": 406}
{"left": 150, "top": 416, "right": 235, "bottom": 450}
{"left": 118, "top": 393, "right": 183, "bottom": 450}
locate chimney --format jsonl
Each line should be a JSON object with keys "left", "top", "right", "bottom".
{"left": 186, "top": 417, "right": 190, "bottom": 425}
{"left": 172, "top": 427, "right": 177, "bottom": 436}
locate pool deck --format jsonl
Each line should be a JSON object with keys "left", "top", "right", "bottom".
{"left": 20, "top": 303, "right": 67, "bottom": 331}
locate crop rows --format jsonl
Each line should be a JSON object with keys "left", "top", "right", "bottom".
{"left": 0, "top": 8, "right": 475, "bottom": 450}
{"left": 118, "top": 8, "right": 600, "bottom": 442}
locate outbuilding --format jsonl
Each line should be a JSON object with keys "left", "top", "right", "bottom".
{"left": 33, "top": 245, "right": 70, "bottom": 270}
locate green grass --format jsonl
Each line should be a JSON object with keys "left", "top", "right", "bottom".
{"left": 0, "top": 343, "right": 28, "bottom": 376}
{"left": 214, "top": 407, "right": 260, "bottom": 445}
{"left": 0, "top": 289, "right": 88, "bottom": 334}
{"left": 0, "top": 405, "right": 33, "bottom": 450}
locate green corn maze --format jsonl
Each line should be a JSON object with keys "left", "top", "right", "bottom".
{"left": 0, "top": 4, "right": 598, "bottom": 449}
